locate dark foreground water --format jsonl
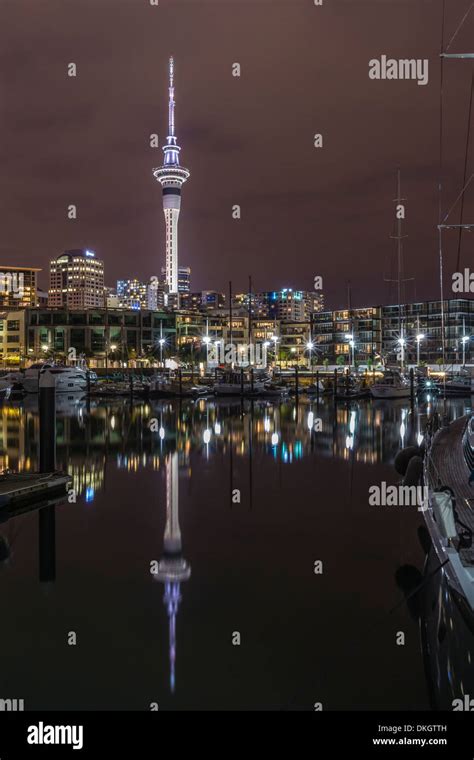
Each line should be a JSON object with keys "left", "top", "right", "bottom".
{"left": 0, "top": 394, "right": 472, "bottom": 710}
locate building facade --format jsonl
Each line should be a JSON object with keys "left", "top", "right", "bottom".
{"left": 48, "top": 249, "right": 105, "bottom": 309}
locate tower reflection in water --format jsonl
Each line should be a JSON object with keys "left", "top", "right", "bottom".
{"left": 154, "top": 451, "right": 191, "bottom": 693}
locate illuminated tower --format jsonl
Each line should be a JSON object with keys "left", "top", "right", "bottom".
{"left": 156, "top": 452, "right": 191, "bottom": 692}
{"left": 153, "top": 57, "right": 190, "bottom": 295}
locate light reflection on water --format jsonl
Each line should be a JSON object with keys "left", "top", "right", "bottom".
{"left": 0, "top": 394, "right": 472, "bottom": 710}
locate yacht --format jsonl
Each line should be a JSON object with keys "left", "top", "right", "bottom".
{"left": 370, "top": 369, "right": 411, "bottom": 399}
{"left": 25, "top": 365, "right": 89, "bottom": 394}
{"left": 437, "top": 373, "right": 473, "bottom": 396}
{"left": 416, "top": 415, "right": 474, "bottom": 614}
{"left": 214, "top": 370, "right": 266, "bottom": 397}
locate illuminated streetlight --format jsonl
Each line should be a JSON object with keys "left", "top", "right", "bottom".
{"left": 416, "top": 333, "right": 425, "bottom": 366}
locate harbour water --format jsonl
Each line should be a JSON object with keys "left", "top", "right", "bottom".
{"left": 0, "top": 394, "right": 472, "bottom": 710}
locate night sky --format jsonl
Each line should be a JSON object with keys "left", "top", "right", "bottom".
{"left": 0, "top": 0, "right": 473, "bottom": 308}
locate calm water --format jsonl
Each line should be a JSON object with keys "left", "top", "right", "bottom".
{"left": 0, "top": 394, "right": 472, "bottom": 710}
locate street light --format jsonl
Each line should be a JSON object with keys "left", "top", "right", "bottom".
{"left": 271, "top": 334, "right": 280, "bottom": 371}
{"left": 416, "top": 333, "right": 425, "bottom": 367}
{"left": 462, "top": 334, "right": 470, "bottom": 367}
{"left": 397, "top": 336, "right": 406, "bottom": 370}
{"left": 158, "top": 337, "right": 166, "bottom": 368}
{"left": 345, "top": 333, "right": 354, "bottom": 369}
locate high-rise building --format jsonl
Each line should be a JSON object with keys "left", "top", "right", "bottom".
{"left": 0, "top": 266, "right": 41, "bottom": 309}
{"left": 234, "top": 289, "right": 324, "bottom": 321}
{"left": 117, "top": 279, "right": 148, "bottom": 310}
{"left": 153, "top": 57, "right": 190, "bottom": 294}
{"left": 48, "top": 249, "right": 104, "bottom": 309}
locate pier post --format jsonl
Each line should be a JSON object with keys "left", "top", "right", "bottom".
{"left": 178, "top": 368, "right": 183, "bottom": 396}
{"left": 129, "top": 373, "right": 134, "bottom": 400}
{"left": 295, "top": 366, "right": 299, "bottom": 399}
{"left": 240, "top": 367, "right": 244, "bottom": 397}
{"left": 316, "top": 370, "right": 320, "bottom": 403}
{"left": 333, "top": 368, "right": 337, "bottom": 403}
{"left": 39, "top": 370, "right": 56, "bottom": 473}
{"left": 38, "top": 369, "right": 57, "bottom": 583}
{"left": 250, "top": 367, "right": 254, "bottom": 393}
{"left": 410, "top": 367, "right": 414, "bottom": 407}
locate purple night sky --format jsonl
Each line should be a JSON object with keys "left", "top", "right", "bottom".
{"left": 0, "top": 0, "right": 472, "bottom": 308}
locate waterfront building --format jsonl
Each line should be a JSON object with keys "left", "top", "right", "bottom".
{"left": 48, "top": 249, "right": 105, "bottom": 309}
{"left": 153, "top": 58, "right": 190, "bottom": 294}
{"left": 313, "top": 299, "right": 474, "bottom": 365}
{"left": 313, "top": 307, "right": 382, "bottom": 364}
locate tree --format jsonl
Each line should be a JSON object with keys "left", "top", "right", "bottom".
{"left": 336, "top": 355, "right": 346, "bottom": 366}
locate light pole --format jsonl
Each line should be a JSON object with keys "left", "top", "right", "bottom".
{"left": 271, "top": 334, "right": 279, "bottom": 372}
{"left": 416, "top": 333, "right": 425, "bottom": 367}
{"left": 397, "top": 335, "right": 406, "bottom": 371}
{"left": 263, "top": 341, "right": 270, "bottom": 369}
{"left": 203, "top": 334, "right": 211, "bottom": 369}
{"left": 345, "top": 333, "right": 354, "bottom": 370}
{"left": 462, "top": 335, "right": 470, "bottom": 368}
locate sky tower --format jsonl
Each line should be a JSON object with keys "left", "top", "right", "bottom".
{"left": 153, "top": 57, "right": 190, "bottom": 295}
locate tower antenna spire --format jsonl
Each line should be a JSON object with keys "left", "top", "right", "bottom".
{"left": 168, "top": 56, "right": 175, "bottom": 139}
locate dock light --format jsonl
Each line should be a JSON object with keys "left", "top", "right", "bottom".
{"left": 110, "top": 343, "right": 117, "bottom": 351}
{"left": 203, "top": 335, "right": 211, "bottom": 344}
{"left": 306, "top": 341, "right": 314, "bottom": 351}
{"left": 41, "top": 344, "right": 49, "bottom": 351}
{"left": 397, "top": 337, "right": 406, "bottom": 346}
{"left": 462, "top": 335, "right": 470, "bottom": 343}
{"left": 416, "top": 334, "right": 425, "bottom": 342}
{"left": 263, "top": 341, "right": 270, "bottom": 348}
{"left": 214, "top": 421, "right": 221, "bottom": 435}
{"left": 203, "top": 429, "right": 211, "bottom": 444}
{"left": 271, "top": 432, "right": 279, "bottom": 446}
{"left": 349, "top": 340, "right": 355, "bottom": 348}
{"left": 158, "top": 338, "right": 165, "bottom": 346}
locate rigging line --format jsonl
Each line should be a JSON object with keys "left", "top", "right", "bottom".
{"left": 438, "top": 0, "right": 446, "bottom": 370}
{"left": 456, "top": 70, "right": 474, "bottom": 272}
{"left": 445, "top": 1, "right": 474, "bottom": 52}
{"left": 442, "top": 173, "right": 474, "bottom": 224}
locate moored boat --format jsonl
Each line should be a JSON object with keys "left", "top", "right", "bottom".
{"left": 370, "top": 369, "right": 411, "bottom": 399}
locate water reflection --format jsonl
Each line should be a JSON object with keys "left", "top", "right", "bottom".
{"left": 0, "top": 394, "right": 473, "bottom": 708}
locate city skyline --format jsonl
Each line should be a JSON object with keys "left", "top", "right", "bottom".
{"left": 0, "top": 1, "right": 473, "bottom": 310}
